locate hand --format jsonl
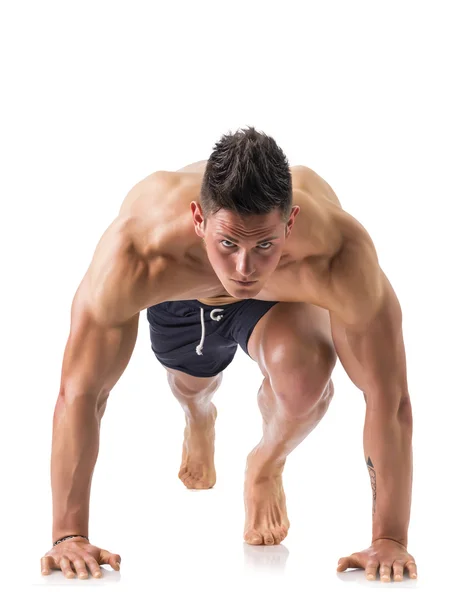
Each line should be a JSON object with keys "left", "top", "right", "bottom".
{"left": 336, "top": 538, "right": 417, "bottom": 582}
{"left": 41, "top": 538, "right": 121, "bottom": 579}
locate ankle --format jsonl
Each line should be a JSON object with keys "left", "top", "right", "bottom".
{"left": 246, "top": 446, "right": 285, "bottom": 480}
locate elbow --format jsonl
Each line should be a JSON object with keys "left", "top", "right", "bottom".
{"left": 397, "top": 395, "right": 413, "bottom": 429}
{"left": 366, "top": 389, "right": 412, "bottom": 423}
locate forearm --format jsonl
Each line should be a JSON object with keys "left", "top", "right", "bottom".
{"left": 51, "top": 394, "right": 103, "bottom": 543}
{"left": 363, "top": 398, "right": 413, "bottom": 547}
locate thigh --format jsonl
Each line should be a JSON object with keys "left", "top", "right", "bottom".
{"left": 247, "top": 302, "right": 337, "bottom": 391}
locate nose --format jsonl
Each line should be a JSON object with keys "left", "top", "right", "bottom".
{"left": 235, "top": 251, "right": 255, "bottom": 278}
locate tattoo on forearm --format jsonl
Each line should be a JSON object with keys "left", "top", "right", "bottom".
{"left": 367, "top": 456, "right": 376, "bottom": 516}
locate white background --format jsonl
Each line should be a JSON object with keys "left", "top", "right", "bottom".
{"left": 1, "top": 0, "right": 457, "bottom": 598}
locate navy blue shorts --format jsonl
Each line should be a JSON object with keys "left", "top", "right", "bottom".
{"left": 146, "top": 299, "right": 279, "bottom": 378}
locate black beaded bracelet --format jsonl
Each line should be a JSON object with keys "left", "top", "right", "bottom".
{"left": 53, "top": 534, "right": 89, "bottom": 546}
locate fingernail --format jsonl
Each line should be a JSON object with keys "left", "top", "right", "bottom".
{"left": 115, "top": 562, "right": 120, "bottom": 570}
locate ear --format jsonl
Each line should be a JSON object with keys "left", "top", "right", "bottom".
{"left": 191, "top": 202, "right": 206, "bottom": 238}
{"left": 285, "top": 205, "right": 300, "bottom": 237}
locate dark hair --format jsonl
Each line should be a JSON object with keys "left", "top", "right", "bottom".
{"left": 200, "top": 126, "right": 292, "bottom": 224}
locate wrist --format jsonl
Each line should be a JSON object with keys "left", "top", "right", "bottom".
{"left": 53, "top": 534, "right": 89, "bottom": 546}
{"left": 372, "top": 536, "right": 408, "bottom": 549}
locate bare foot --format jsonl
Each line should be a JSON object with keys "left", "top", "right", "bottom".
{"left": 178, "top": 404, "right": 217, "bottom": 489}
{"left": 243, "top": 451, "right": 290, "bottom": 545}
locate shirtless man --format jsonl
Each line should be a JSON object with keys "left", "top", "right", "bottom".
{"left": 40, "top": 127, "right": 417, "bottom": 582}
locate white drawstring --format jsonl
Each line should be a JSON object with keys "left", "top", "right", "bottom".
{"left": 195, "top": 308, "right": 225, "bottom": 355}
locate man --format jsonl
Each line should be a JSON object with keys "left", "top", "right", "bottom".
{"left": 40, "top": 127, "right": 417, "bottom": 582}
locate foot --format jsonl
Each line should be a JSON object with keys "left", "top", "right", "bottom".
{"left": 243, "top": 450, "right": 290, "bottom": 545}
{"left": 178, "top": 403, "right": 217, "bottom": 489}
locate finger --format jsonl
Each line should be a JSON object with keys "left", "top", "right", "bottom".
{"left": 393, "top": 560, "right": 405, "bottom": 582}
{"left": 406, "top": 560, "right": 418, "bottom": 579}
{"left": 71, "top": 558, "right": 89, "bottom": 580}
{"left": 365, "top": 561, "right": 379, "bottom": 581}
{"left": 41, "top": 556, "right": 55, "bottom": 576}
{"left": 337, "top": 555, "right": 362, "bottom": 571}
{"left": 379, "top": 562, "right": 392, "bottom": 582}
{"left": 85, "top": 556, "right": 103, "bottom": 579}
{"left": 59, "top": 557, "right": 76, "bottom": 579}
{"left": 100, "top": 550, "right": 121, "bottom": 571}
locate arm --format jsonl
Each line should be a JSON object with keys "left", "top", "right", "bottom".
{"left": 51, "top": 226, "right": 142, "bottom": 544}
{"left": 52, "top": 303, "right": 139, "bottom": 543}
{"left": 327, "top": 234, "right": 413, "bottom": 548}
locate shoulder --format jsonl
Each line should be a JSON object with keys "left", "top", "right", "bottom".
{"left": 82, "top": 217, "right": 167, "bottom": 326}
{"left": 324, "top": 216, "right": 386, "bottom": 325}
{"left": 291, "top": 165, "right": 342, "bottom": 208}
{"left": 118, "top": 169, "right": 201, "bottom": 228}
{"left": 118, "top": 170, "right": 182, "bottom": 218}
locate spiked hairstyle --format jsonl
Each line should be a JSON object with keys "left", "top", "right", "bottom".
{"left": 200, "top": 126, "right": 293, "bottom": 225}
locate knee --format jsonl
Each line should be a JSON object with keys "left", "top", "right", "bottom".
{"left": 276, "top": 377, "right": 335, "bottom": 419}
{"left": 267, "top": 342, "right": 336, "bottom": 418}
{"left": 167, "top": 370, "right": 222, "bottom": 401}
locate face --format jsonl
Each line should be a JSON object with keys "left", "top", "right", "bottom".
{"left": 191, "top": 203, "right": 300, "bottom": 298}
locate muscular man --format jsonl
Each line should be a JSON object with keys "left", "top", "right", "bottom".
{"left": 40, "top": 127, "right": 417, "bottom": 582}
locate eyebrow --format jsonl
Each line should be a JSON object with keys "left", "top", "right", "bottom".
{"left": 216, "top": 232, "right": 280, "bottom": 243}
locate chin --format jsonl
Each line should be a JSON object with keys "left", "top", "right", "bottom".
{"left": 229, "top": 283, "right": 260, "bottom": 298}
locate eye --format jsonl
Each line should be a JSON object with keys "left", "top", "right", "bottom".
{"left": 220, "top": 240, "right": 273, "bottom": 250}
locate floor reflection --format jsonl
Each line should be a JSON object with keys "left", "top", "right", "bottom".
{"left": 243, "top": 542, "right": 289, "bottom": 573}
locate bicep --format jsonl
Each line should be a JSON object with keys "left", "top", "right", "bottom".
{"left": 330, "top": 274, "right": 407, "bottom": 398}
{"left": 59, "top": 295, "right": 140, "bottom": 399}
{"left": 58, "top": 227, "right": 142, "bottom": 399}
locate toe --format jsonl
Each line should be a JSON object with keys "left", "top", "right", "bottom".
{"left": 272, "top": 527, "right": 284, "bottom": 545}
{"left": 178, "top": 467, "right": 190, "bottom": 479}
{"left": 193, "top": 479, "right": 210, "bottom": 489}
{"left": 263, "top": 532, "right": 275, "bottom": 545}
{"left": 181, "top": 473, "right": 195, "bottom": 487}
{"left": 186, "top": 477, "right": 200, "bottom": 489}
{"left": 275, "top": 525, "right": 288, "bottom": 543}
{"left": 244, "top": 530, "right": 263, "bottom": 545}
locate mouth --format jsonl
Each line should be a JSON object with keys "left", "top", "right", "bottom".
{"left": 233, "top": 280, "right": 257, "bottom": 287}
